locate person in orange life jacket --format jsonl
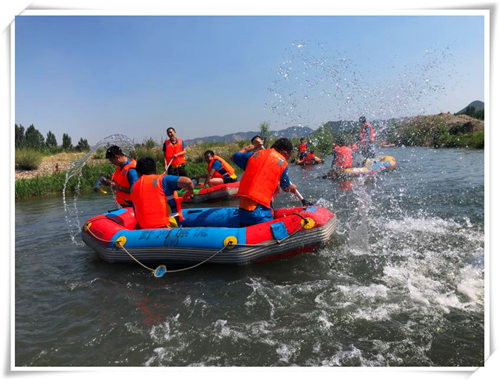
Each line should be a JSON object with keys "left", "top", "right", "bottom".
{"left": 197, "top": 150, "right": 238, "bottom": 187}
{"left": 332, "top": 137, "right": 353, "bottom": 170}
{"left": 104, "top": 145, "right": 139, "bottom": 207}
{"left": 130, "top": 157, "right": 194, "bottom": 229}
{"left": 298, "top": 137, "right": 308, "bottom": 160}
{"left": 162, "top": 127, "right": 188, "bottom": 176}
{"left": 232, "top": 138, "right": 299, "bottom": 226}
{"left": 240, "top": 135, "right": 266, "bottom": 153}
{"left": 304, "top": 150, "right": 323, "bottom": 164}
{"left": 358, "top": 116, "right": 376, "bottom": 159}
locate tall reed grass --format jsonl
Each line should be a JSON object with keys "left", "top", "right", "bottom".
{"left": 15, "top": 149, "right": 43, "bottom": 170}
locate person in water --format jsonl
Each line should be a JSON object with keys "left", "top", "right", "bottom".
{"left": 358, "top": 116, "right": 375, "bottom": 159}
{"left": 104, "top": 145, "right": 139, "bottom": 207}
{"left": 232, "top": 137, "right": 300, "bottom": 226}
{"left": 198, "top": 150, "right": 238, "bottom": 187}
{"left": 130, "top": 157, "right": 194, "bottom": 229}
{"left": 298, "top": 137, "right": 308, "bottom": 160}
{"left": 240, "top": 135, "right": 265, "bottom": 153}
{"left": 163, "top": 127, "right": 187, "bottom": 176}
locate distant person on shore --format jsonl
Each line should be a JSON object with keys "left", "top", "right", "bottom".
{"left": 358, "top": 116, "right": 375, "bottom": 159}
{"left": 298, "top": 138, "right": 308, "bottom": 160}
{"left": 130, "top": 157, "right": 194, "bottom": 229}
{"left": 163, "top": 127, "right": 187, "bottom": 176}
{"left": 239, "top": 135, "right": 265, "bottom": 153}
{"left": 104, "top": 145, "right": 138, "bottom": 207}
{"left": 197, "top": 150, "right": 238, "bottom": 187}
{"left": 232, "top": 138, "right": 301, "bottom": 226}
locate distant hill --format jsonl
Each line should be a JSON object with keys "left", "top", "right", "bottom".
{"left": 458, "top": 100, "right": 484, "bottom": 114}
{"left": 184, "top": 125, "right": 314, "bottom": 145}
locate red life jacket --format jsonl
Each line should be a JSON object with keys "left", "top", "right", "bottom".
{"left": 237, "top": 149, "right": 288, "bottom": 210}
{"left": 111, "top": 158, "right": 137, "bottom": 206}
{"left": 207, "top": 155, "right": 237, "bottom": 180}
{"left": 359, "top": 122, "right": 375, "bottom": 144}
{"left": 334, "top": 146, "right": 353, "bottom": 168}
{"left": 305, "top": 152, "right": 315, "bottom": 162}
{"left": 130, "top": 174, "right": 183, "bottom": 229}
{"left": 298, "top": 142, "right": 307, "bottom": 153}
{"left": 164, "top": 138, "right": 186, "bottom": 166}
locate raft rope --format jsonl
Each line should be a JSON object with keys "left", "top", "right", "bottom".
{"left": 83, "top": 212, "right": 312, "bottom": 277}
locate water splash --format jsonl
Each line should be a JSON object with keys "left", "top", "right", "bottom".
{"left": 62, "top": 134, "right": 136, "bottom": 246}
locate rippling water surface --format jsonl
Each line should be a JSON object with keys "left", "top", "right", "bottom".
{"left": 15, "top": 147, "right": 484, "bottom": 367}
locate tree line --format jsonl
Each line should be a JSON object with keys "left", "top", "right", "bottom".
{"left": 15, "top": 124, "right": 90, "bottom": 152}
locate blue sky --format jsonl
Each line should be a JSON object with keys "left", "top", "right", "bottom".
{"left": 15, "top": 15, "right": 485, "bottom": 145}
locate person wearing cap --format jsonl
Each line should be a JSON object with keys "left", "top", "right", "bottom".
{"left": 358, "top": 116, "right": 376, "bottom": 159}
{"left": 104, "top": 145, "right": 139, "bottom": 207}
{"left": 162, "top": 127, "right": 187, "bottom": 176}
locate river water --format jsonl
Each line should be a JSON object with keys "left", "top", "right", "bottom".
{"left": 14, "top": 147, "right": 484, "bottom": 367}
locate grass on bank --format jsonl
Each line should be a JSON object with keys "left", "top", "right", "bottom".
{"left": 15, "top": 149, "right": 43, "bottom": 170}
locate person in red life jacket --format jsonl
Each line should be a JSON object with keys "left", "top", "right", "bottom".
{"left": 332, "top": 141, "right": 353, "bottom": 170}
{"left": 298, "top": 137, "right": 308, "bottom": 160}
{"left": 130, "top": 157, "right": 194, "bottom": 229}
{"left": 240, "top": 135, "right": 266, "bottom": 153}
{"left": 303, "top": 150, "right": 323, "bottom": 164}
{"left": 162, "top": 127, "right": 187, "bottom": 176}
{"left": 198, "top": 150, "right": 238, "bottom": 187}
{"left": 232, "top": 138, "right": 303, "bottom": 226}
{"left": 104, "top": 145, "right": 139, "bottom": 207}
{"left": 358, "top": 116, "right": 376, "bottom": 159}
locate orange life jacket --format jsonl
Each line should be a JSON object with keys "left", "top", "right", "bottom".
{"left": 334, "top": 146, "right": 353, "bottom": 168}
{"left": 111, "top": 158, "right": 137, "bottom": 206}
{"left": 359, "top": 122, "right": 375, "bottom": 144}
{"left": 130, "top": 174, "right": 183, "bottom": 229}
{"left": 299, "top": 142, "right": 307, "bottom": 153}
{"left": 164, "top": 138, "right": 186, "bottom": 166}
{"left": 207, "top": 155, "right": 237, "bottom": 179}
{"left": 237, "top": 149, "right": 288, "bottom": 210}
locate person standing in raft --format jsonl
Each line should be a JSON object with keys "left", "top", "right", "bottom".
{"left": 104, "top": 145, "right": 139, "bottom": 207}
{"left": 163, "top": 127, "right": 187, "bottom": 176}
{"left": 239, "top": 135, "right": 265, "bottom": 153}
{"left": 198, "top": 150, "right": 238, "bottom": 187}
{"left": 232, "top": 137, "right": 300, "bottom": 226}
{"left": 358, "top": 116, "right": 375, "bottom": 159}
{"left": 130, "top": 157, "right": 194, "bottom": 229}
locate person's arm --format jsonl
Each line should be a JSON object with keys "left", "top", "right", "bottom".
{"left": 238, "top": 144, "right": 257, "bottom": 153}
{"left": 123, "top": 168, "right": 139, "bottom": 193}
{"left": 280, "top": 167, "right": 297, "bottom": 194}
{"left": 173, "top": 140, "right": 187, "bottom": 158}
{"left": 176, "top": 176, "right": 194, "bottom": 195}
{"left": 231, "top": 151, "right": 253, "bottom": 170}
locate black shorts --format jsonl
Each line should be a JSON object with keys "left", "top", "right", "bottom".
{"left": 223, "top": 176, "right": 238, "bottom": 184}
{"left": 167, "top": 164, "right": 187, "bottom": 177}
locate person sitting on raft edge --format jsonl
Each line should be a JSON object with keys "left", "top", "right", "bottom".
{"left": 130, "top": 157, "right": 194, "bottom": 229}
{"left": 331, "top": 137, "right": 354, "bottom": 172}
{"left": 104, "top": 145, "right": 139, "bottom": 208}
{"left": 231, "top": 137, "right": 300, "bottom": 227}
{"left": 197, "top": 150, "right": 238, "bottom": 187}
{"left": 163, "top": 126, "right": 188, "bottom": 176}
{"left": 302, "top": 150, "right": 323, "bottom": 164}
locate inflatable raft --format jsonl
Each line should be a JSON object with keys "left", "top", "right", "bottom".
{"left": 178, "top": 182, "right": 239, "bottom": 203}
{"left": 82, "top": 205, "right": 336, "bottom": 266}
{"left": 328, "top": 155, "right": 396, "bottom": 178}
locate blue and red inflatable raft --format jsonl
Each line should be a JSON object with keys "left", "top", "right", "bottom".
{"left": 82, "top": 205, "right": 336, "bottom": 265}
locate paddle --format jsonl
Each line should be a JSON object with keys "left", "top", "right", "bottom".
{"left": 294, "top": 188, "right": 314, "bottom": 206}
{"left": 164, "top": 157, "right": 174, "bottom": 174}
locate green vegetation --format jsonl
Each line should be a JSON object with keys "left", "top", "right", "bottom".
{"left": 455, "top": 105, "right": 484, "bottom": 120}
{"left": 15, "top": 149, "right": 43, "bottom": 170}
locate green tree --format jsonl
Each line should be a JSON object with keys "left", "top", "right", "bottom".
{"left": 46, "top": 131, "right": 58, "bottom": 148}
{"left": 259, "top": 122, "right": 271, "bottom": 146}
{"left": 24, "top": 124, "right": 45, "bottom": 150}
{"left": 76, "top": 138, "right": 90, "bottom": 152}
{"left": 15, "top": 124, "right": 25, "bottom": 148}
{"left": 62, "top": 133, "right": 73, "bottom": 151}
